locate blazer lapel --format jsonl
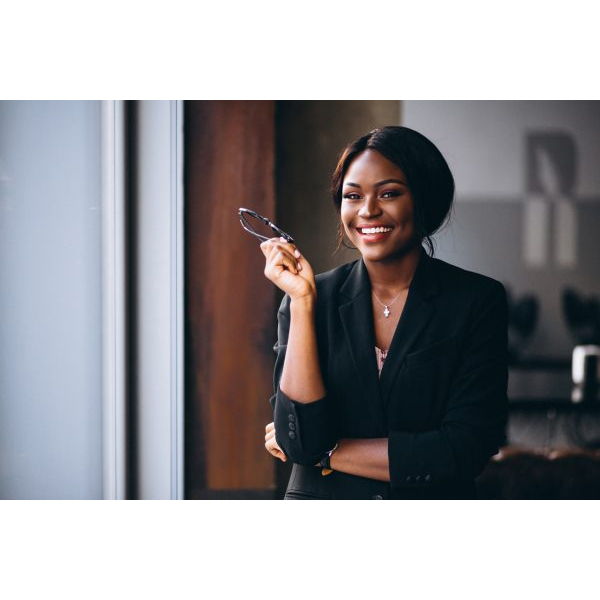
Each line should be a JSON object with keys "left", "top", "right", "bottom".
{"left": 379, "top": 251, "right": 440, "bottom": 403}
{"left": 338, "top": 260, "right": 387, "bottom": 432}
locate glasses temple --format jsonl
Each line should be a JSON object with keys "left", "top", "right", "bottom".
{"left": 239, "top": 210, "right": 294, "bottom": 244}
{"left": 239, "top": 216, "right": 271, "bottom": 242}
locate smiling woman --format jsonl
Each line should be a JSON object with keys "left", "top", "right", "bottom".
{"left": 341, "top": 151, "right": 416, "bottom": 262}
{"left": 332, "top": 126, "right": 455, "bottom": 259}
{"left": 262, "top": 126, "right": 508, "bottom": 500}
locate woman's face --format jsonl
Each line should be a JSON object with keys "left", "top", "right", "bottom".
{"left": 341, "top": 149, "right": 418, "bottom": 263}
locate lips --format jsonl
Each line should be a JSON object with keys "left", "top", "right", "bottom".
{"left": 355, "top": 225, "right": 394, "bottom": 243}
{"left": 357, "top": 226, "right": 393, "bottom": 234}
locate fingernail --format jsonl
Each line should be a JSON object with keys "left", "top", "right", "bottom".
{"left": 294, "top": 249, "right": 301, "bottom": 258}
{"left": 297, "top": 262, "right": 302, "bottom": 271}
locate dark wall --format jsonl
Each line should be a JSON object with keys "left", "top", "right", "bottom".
{"left": 275, "top": 101, "right": 401, "bottom": 275}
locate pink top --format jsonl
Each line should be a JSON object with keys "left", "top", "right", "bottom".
{"left": 375, "top": 347, "right": 387, "bottom": 376}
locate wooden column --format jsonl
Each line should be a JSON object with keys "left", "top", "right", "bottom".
{"left": 185, "top": 101, "right": 277, "bottom": 497}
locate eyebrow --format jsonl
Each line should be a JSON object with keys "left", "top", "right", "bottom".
{"left": 343, "top": 178, "right": 407, "bottom": 188}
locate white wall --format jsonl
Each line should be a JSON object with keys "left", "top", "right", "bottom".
{"left": 0, "top": 101, "right": 103, "bottom": 499}
{"left": 0, "top": 100, "right": 184, "bottom": 499}
{"left": 404, "top": 101, "right": 600, "bottom": 360}
{"left": 132, "top": 101, "right": 184, "bottom": 500}
{"left": 404, "top": 101, "right": 600, "bottom": 199}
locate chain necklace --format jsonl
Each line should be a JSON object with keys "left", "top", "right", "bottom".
{"left": 372, "top": 289, "right": 405, "bottom": 318}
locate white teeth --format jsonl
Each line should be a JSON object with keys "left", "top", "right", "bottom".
{"left": 360, "top": 227, "right": 392, "bottom": 234}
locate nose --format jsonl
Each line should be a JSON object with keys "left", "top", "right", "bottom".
{"left": 358, "top": 195, "right": 382, "bottom": 219}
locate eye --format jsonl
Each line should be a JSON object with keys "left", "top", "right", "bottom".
{"left": 381, "top": 190, "right": 402, "bottom": 199}
{"left": 342, "top": 192, "right": 362, "bottom": 201}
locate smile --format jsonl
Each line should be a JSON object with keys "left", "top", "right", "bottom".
{"left": 357, "top": 226, "right": 393, "bottom": 234}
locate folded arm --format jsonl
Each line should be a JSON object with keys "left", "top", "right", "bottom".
{"left": 269, "top": 279, "right": 508, "bottom": 489}
{"left": 329, "top": 438, "right": 390, "bottom": 482}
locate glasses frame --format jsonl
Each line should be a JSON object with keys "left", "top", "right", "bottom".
{"left": 238, "top": 207, "right": 295, "bottom": 244}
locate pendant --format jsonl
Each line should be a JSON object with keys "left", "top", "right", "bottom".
{"left": 383, "top": 306, "right": 390, "bottom": 318}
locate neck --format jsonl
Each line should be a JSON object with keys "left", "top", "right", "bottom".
{"left": 363, "top": 245, "right": 422, "bottom": 295}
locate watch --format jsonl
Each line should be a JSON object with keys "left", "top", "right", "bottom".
{"left": 319, "top": 443, "right": 339, "bottom": 476}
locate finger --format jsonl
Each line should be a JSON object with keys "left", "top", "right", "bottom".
{"left": 267, "top": 249, "right": 299, "bottom": 276}
{"left": 261, "top": 238, "right": 290, "bottom": 258}
{"left": 279, "top": 237, "right": 301, "bottom": 258}
{"left": 260, "top": 240, "right": 271, "bottom": 258}
{"left": 278, "top": 242, "right": 308, "bottom": 274}
{"left": 265, "top": 422, "right": 274, "bottom": 433}
{"left": 267, "top": 435, "right": 283, "bottom": 452}
{"left": 295, "top": 252, "right": 312, "bottom": 274}
{"left": 267, "top": 241, "right": 295, "bottom": 263}
{"left": 265, "top": 439, "right": 281, "bottom": 456}
{"left": 270, "top": 237, "right": 299, "bottom": 258}
{"left": 266, "top": 239, "right": 303, "bottom": 271}
{"left": 279, "top": 239, "right": 302, "bottom": 267}
{"left": 268, "top": 449, "right": 287, "bottom": 462}
{"left": 264, "top": 433, "right": 280, "bottom": 449}
{"left": 265, "top": 440, "right": 287, "bottom": 462}
{"left": 265, "top": 429, "right": 276, "bottom": 442}
{"left": 266, "top": 237, "right": 302, "bottom": 258}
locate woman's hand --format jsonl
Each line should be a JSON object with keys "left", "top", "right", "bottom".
{"left": 264, "top": 422, "right": 287, "bottom": 462}
{"left": 261, "top": 237, "right": 316, "bottom": 301}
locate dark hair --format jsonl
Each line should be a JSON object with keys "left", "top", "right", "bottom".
{"left": 331, "top": 126, "right": 455, "bottom": 256}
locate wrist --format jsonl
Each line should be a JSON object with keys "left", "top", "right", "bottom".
{"left": 290, "top": 294, "right": 316, "bottom": 312}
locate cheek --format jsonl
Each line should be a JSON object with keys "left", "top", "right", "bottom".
{"left": 398, "top": 203, "right": 415, "bottom": 229}
{"left": 400, "top": 213, "right": 414, "bottom": 228}
{"left": 340, "top": 206, "right": 353, "bottom": 229}
{"left": 342, "top": 221, "right": 353, "bottom": 238}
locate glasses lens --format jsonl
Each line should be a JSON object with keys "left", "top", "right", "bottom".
{"left": 241, "top": 212, "right": 279, "bottom": 241}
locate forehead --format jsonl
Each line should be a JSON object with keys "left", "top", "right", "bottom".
{"left": 343, "top": 150, "right": 405, "bottom": 184}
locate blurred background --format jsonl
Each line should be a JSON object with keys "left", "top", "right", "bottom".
{"left": 1, "top": 100, "right": 599, "bottom": 499}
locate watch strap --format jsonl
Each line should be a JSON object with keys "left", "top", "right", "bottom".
{"left": 319, "top": 443, "right": 339, "bottom": 476}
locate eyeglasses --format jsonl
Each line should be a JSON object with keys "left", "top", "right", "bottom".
{"left": 238, "top": 207, "right": 295, "bottom": 244}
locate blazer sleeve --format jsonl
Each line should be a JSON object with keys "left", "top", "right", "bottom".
{"left": 270, "top": 294, "right": 337, "bottom": 465}
{"left": 388, "top": 279, "right": 508, "bottom": 489}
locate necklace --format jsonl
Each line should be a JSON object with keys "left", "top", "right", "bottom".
{"left": 372, "top": 289, "right": 405, "bottom": 318}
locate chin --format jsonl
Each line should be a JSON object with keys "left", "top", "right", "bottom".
{"left": 360, "top": 240, "right": 419, "bottom": 263}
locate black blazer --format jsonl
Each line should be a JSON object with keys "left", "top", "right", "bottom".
{"left": 271, "top": 250, "right": 508, "bottom": 500}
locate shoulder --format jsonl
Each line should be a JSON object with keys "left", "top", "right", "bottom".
{"left": 314, "top": 261, "right": 358, "bottom": 292}
{"left": 430, "top": 255, "right": 505, "bottom": 299}
{"left": 428, "top": 256, "right": 507, "bottom": 328}
{"left": 314, "top": 260, "right": 363, "bottom": 310}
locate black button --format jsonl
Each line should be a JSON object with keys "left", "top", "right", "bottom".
{"left": 288, "top": 414, "right": 295, "bottom": 422}
{"left": 288, "top": 421, "right": 296, "bottom": 431}
{"left": 415, "top": 475, "right": 422, "bottom": 483}
{"left": 288, "top": 431, "right": 296, "bottom": 439}
{"left": 371, "top": 495, "right": 383, "bottom": 500}
{"left": 406, "top": 475, "right": 414, "bottom": 483}
{"left": 425, "top": 474, "right": 432, "bottom": 483}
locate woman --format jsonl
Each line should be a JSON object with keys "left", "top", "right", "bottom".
{"left": 262, "top": 126, "right": 508, "bottom": 499}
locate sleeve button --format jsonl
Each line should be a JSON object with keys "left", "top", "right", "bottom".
{"left": 288, "top": 421, "right": 296, "bottom": 431}
{"left": 288, "top": 431, "right": 296, "bottom": 440}
{"left": 425, "top": 474, "right": 432, "bottom": 483}
{"left": 406, "top": 475, "right": 414, "bottom": 483}
{"left": 288, "top": 414, "right": 295, "bottom": 422}
{"left": 415, "top": 475, "right": 422, "bottom": 483}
